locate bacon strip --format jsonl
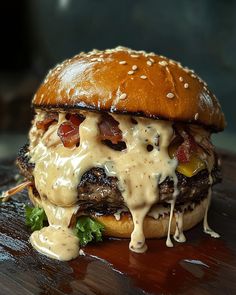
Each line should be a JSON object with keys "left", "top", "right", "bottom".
{"left": 175, "top": 131, "right": 197, "bottom": 163}
{"left": 1, "top": 181, "right": 32, "bottom": 202}
{"left": 98, "top": 114, "right": 123, "bottom": 144}
{"left": 57, "top": 114, "right": 84, "bottom": 148}
{"left": 36, "top": 113, "right": 58, "bottom": 131}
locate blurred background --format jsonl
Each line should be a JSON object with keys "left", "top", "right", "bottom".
{"left": 0, "top": 0, "right": 235, "bottom": 159}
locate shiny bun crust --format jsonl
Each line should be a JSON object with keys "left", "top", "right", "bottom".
{"left": 93, "top": 198, "right": 207, "bottom": 238}
{"left": 33, "top": 47, "right": 225, "bottom": 131}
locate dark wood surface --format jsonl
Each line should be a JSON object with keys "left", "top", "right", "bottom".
{"left": 0, "top": 150, "right": 236, "bottom": 295}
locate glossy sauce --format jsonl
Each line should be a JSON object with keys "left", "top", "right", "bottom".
{"left": 28, "top": 110, "right": 214, "bottom": 260}
{"left": 29, "top": 111, "right": 178, "bottom": 258}
{"left": 30, "top": 198, "right": 79, "bottom": 261}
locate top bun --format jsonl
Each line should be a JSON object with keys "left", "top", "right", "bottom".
{"left": 33, "top": 46, "right": 226, "bottom": 132}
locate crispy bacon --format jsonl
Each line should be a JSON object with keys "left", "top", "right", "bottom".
{"left": 57, "top": 114, "right": 84, "bottom": 148}
{"left": 175, "top": 131, "right": 197, "bottom": 163}
{"left": 36, "top": 113, "right": 58, "bottom": 131}
{"left": 98, "top": 114, "right": 123, "bottom": 144}
{"left": 66, "top": 114, "right": 84, "bottom": 127}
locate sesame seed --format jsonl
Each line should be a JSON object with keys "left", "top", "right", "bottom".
{"left": 91, "top": 58, "right": 97, "bottom": 61}
{"left": 149, "top": 58, "right": 155, "bottom": 63}
{"left": 184, "top": 83, "right": 189, "bottom": 89}
{"left": 179, "top": 76, "right": 184, "bottom": 82}
{"left": 147, "top": 61, "right": 152, "bottom": 66}
{"left": 191, "top": 74, "right": 196, "bottom": 78}
{"left": 166, "top": 92, "right": 175, "bottom": 98}
{"left": 140, "top": 75, "right": 147, "bottom": 79}
{"left": 132, "top": 65, "right": 138, "bottom": 70}
{"left": 131, "top": 54, "right": 139, "bottom": 58}
{"left": 119, "top": 60, "right": 127, "bottom": 65}
{"left": 194, "top": 113, "right": 199, "bottom": 120}
{"left": 159, "top": 60, "right": 168, "bottom": 66}
{"left": 128, "top": 70, "right": 134, "bottom": 75}
{"left": 97, "top": 58, "right": 102, "bottom": 62}
{"left": 119, "top": 93, "right": 127, "bottom": 100}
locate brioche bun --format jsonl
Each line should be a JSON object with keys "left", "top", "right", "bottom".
{"left": 93, "top": 198, "right": 207, "bottom": 238}
{"left": 33, "top": 46, "right": 225, "bottom": 131}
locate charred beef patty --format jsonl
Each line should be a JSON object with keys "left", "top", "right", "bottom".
{"left": 16, "top": 144, "right": 222, "bottom": 213}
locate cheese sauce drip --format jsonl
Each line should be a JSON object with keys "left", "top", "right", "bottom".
{"left": 30, "top": 198, "right": 79, "bottom": 261}
{"left": 29, "top": 111, "right": 178, "bottom": 257}
{"left": 203, "top": 176, "right": 220, "bottom": 238}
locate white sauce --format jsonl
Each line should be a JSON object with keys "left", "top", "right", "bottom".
{"left": 203, "top": 176, "right": 220, "bottom": 238}
{"left": 113, "top": 208, "right": 128, "bottom": 221}
{"left": 28, "top": 110, "right": 217, "bottom": 260}
{"left": 174, "top": 211, "right": 186, "bottom": 243}
{"left": 29, "top": 111, "right": 178, "bottom": 258}
{"left": 30, "top": 198, "right": 79, "bottom": 261}
{"left": 30, "top": 227, "right": 79, "bottom": 261}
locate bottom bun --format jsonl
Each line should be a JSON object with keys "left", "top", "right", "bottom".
{"left": 93, "top": 198, "right": 207, "bottom": 238}
{"left": 28, "top": 186, "right": 207, "bottom": 239}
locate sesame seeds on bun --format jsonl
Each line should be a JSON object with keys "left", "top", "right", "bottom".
{"left": 33, "top": 46, "right": 226, "bottom": 132}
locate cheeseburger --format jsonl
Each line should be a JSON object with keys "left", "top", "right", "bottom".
{"left": 15, "top": 47, "right": 225, "bottom": 261}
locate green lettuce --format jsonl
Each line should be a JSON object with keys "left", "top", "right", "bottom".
{"left": 25, "top": 206, "right": 104, "bottom": 247}
{"left": 75, "top": 216, "right": 104, "bottom": 247}
{"left": 25, "top": 205, "right": 47, "bottom": 231}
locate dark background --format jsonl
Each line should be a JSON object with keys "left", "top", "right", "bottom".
{"left": 0, "top": 0, "right": 235, "bottom": 154}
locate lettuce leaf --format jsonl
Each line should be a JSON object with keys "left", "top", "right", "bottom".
{"left": 25, "top": 205, "right": 104, "bottom": 247}
{"left": 25, "top": 205, "right": 47, "bottom": 231}
{"left": 75, "top": 216, "right": 104, "bottom": 247}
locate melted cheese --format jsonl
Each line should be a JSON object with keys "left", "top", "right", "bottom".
{"left": 29, "top": 111, "right": 178, "bottom": 257}
{"left": 30, "top": 198, "right": 79, "bottom": 261}
{"left": 174, "top": 212, "right": 186, "bottom": 243}
{"left": 28, "top": 110, "right": 217, "bottom": 260}
{"left": 203, "top": 175, "right": 220, "bottom": 238}
{"left": 169, "top": 144, "right": 206, "bottom": 177}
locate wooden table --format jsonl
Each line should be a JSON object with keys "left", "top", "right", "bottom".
{"left": 1, "top": 150, "right": 236, "bottom": 295}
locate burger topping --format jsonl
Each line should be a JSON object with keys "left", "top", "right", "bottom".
{"left": 36, "top": 113, "right": 58, "bottom": 131}
{"left": 27, "top": 110, "right": 216, "bottom": 260}
{"left": 56, "top": 114, "right": 84, "bottom": 148}
{"left": 98, "top": 113, "right": 123, "bottom": 144}
{"left": 29, "top": 111, "right": 179, "bottom": 257}
{"left": 29, "top": 197, "right": 80, "bottom": 261}
{"left": 175, "top": 131, "right": 197, "bottom": 163}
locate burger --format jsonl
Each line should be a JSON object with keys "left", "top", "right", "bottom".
{"left": 14, "top": 47, "right": 225, "bottom": 261}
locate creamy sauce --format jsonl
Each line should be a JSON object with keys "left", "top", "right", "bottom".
{"left": 30, "top": 226, "right": 79, "bottom": 261}
{"left": 30, "top": 197, "right": 79, "bottom": 261}
{"left": 28, "top": 110, "right": 217, "bottom": 260}
{"left": 174, "top": 212, "right": 186, "bottom": 243}
{"left": 166, "top": 183, "right": 179, "bottom": 247}
{"left": 203, "top": 176, "right": 220, "bottom": 238}
{"left": 114, "top": 208, "right": 128, "bottom": 221}
{"left": 29, "top": 111, "right": 178, "bottom": 256}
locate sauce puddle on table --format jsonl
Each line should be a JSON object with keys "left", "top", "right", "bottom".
{"left": 69, "top": 237, "right": 235, "bottom": 294}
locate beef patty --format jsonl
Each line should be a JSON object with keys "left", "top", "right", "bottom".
{"left": 16, "top": 144, "right": 222, "bottom": 214}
